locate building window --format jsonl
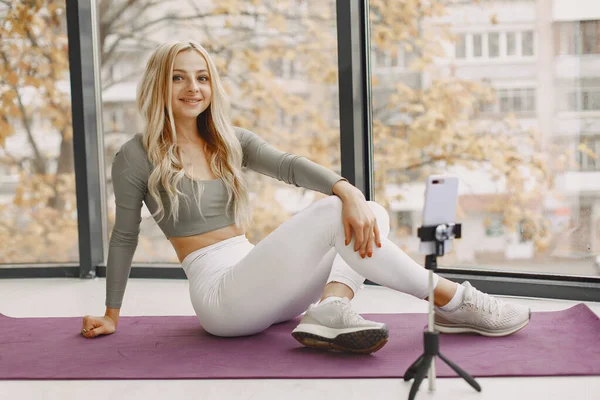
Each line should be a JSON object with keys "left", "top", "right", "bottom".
{"left": 506, "top": 32, "right": 517, "bottom": 56}
{"left": 373, "top": 49, "right": 386, "bottom": 68}
{"left": 373, "top": 48, "right": 409, "bottom": 69}
{"left": 555, "top": 20, "right": 600, "bottom": 55}
{"left": 455, "top": 33, "right": 466, "bottom": 59}
{"left": 499, "top": 89, "right": 511, "bottom": 113}
{"left": 473, "top": 34, "right": 483, "bottom": 57}
{"left": 396, "top": 211, "right": 413, "bottom": 236}
{"left": 104, "top": 107, "right": 125, "bottom": 132}
{"left": 577, "top": 136, "right": 600, "bottom": 172}
{"left": 562, "top": 87, "right": 600, "bottom": 112}
{"left": 390, "top": 50, "right": 400, "bottom": 67}
{"left": 583, "top": 20, "right": 600, "bottom": 54}
{"left": 522, "top": 30, "right": 534, "bottom": 56}
{"left": 485, "top": 217, "right": 504, "bottom": 237}
{"left": 483, "top": 88, "right": 536, "bottom": 115}
{"left": 523, "top": 88, "right": 536, "bottom": 112}
{"left": 488, "top": 32, "right": 500, "bottom": 58}
{"left": 456, "top": 30, "right": 534, "bottom": 60}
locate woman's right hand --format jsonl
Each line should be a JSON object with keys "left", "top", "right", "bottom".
{"left": 81, "top": 315, "right": 117, "bottom": 338}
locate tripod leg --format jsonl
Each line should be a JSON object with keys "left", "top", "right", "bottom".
{"left": 403, "top": 354, "right": 425, "bottom": 381}
{"left": 408, "top": 355, "right": 432, "bottom": 400}
{"left": 438, "top": 352, "right": 482, "bottom": 392}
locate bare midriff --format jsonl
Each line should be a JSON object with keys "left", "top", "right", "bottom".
{"left": 169, "top": 223, "right": 245, "bottom": 263}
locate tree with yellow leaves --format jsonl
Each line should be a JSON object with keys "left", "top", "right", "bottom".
{"left": 0, "top": 0, "right": 78, "bottom": 263}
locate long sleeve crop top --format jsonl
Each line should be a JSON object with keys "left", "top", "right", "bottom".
{"left": 105, "top": 126, "right": 347, "bottom": 308}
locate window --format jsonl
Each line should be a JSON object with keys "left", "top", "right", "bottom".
{"left": 485, "top": 217, "right": 504, "bottom": 237}
{"left": 506, "top": 32, "right": 517, "bottom": 56}
{"left": 459, "top": 30, "right": 534, "bottom": 60}
{"left": 522, "top": 30, "right": 534, "bottom": 56}
{"left": 373, "top": 48, "right": 406, "bottom": 68}
{"left": 577, "top": 136, "right": 600, "bottom": 172}
{"left": 561, "top": 87, "right": 600, "bottom": 112}
{"left": 473, "top": 34, "right": 483, "bottom": 57}
{"left": 488, "top": 32, "right": 500, "bottom": 58}
{"left": 523, "top": 88, "right": 536, "bottom": 112}
{"left": 403, "top": 48, "right": 416, "bottom": 68}
{"left": 0, "top": 2, "right": 78, "bottom": 263}
{"left": 373, "top": 49, "right": 387, "bottom": 67}
{"left": 499, "top": 89, "right": 511, "bottom": 112}
{"left": 390, "top": 50, "right": 400, "bottom": 67}
{"left": 396, "top": 211, "right": 414, "bottom": 236}
{"left": 455, "top": 33, "right": 466, "bottom": 58}
{"left": 555, "top": 20, "right": 600, "bottom": 55}
{"left": 483, "top": 88, "right": 536, "bottom": 114}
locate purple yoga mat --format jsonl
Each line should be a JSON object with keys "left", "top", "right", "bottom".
{"left": 1, "top": 303, "right": 599, "bottom": 380}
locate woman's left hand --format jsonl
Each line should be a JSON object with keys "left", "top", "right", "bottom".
{"left": 333, "top": 181, "right": 381, "bottom": 258}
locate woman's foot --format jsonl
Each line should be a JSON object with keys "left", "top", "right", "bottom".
{"left": 291, "top": 297, "right": 389, "bottom": 354}
{"left": 434, "top": 281, "right": 531, "bottom": 337}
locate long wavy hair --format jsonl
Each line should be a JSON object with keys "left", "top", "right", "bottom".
{"left": 136, "top": 40, "right": 251, "bottom": 230}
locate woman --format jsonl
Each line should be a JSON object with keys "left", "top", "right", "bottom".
{"left": 81, "top": 41, "right": 531, "bottom": 354}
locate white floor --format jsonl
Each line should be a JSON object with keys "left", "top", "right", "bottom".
{"left": 0, "top": 278, "right": 599, "bottom": 400}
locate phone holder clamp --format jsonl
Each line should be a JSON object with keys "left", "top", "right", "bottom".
{"left": 417, "top": 223, "right": 461, "bottom": 270}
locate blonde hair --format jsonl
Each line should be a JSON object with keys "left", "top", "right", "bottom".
{"left": 136, "top": 40, "right": 251, "bottom": 230}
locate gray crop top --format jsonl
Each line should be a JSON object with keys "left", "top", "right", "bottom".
{"left": 105, "top": 126, "right": 347, "bottom": 308}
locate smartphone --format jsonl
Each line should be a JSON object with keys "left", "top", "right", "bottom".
{"left": 418, "top": 175, "right": 459, "bottom": 255}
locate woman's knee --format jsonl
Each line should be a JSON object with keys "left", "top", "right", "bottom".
{"left": 367, "top": 201, "right": 390, "bottom": 238}
{"left": 308, "top": 195, "right": 344, "bottom": 216}
{"left": 308, "top": 197, "right": 389, "bottom": 237}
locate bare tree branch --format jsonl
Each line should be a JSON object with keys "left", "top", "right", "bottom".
{"left": 0, "top": 50, "right": 46, "bottom": 174}
{"left": 100, "top": 0, "right": 137, "bottom": 32}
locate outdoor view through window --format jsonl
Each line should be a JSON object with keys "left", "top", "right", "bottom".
{"left": 1, "top": 0, "right": 599, "bottom": 279}
{"left": 0, "top": 1, "right": 78, "bottom": 263}
{"left": 370, "top": 0, "right": 600, "bottom": 276}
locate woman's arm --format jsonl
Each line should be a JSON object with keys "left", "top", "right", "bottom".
{"left": 234, "top": 127, "right": 380, "bottom": 256}
{"left": 235, "top": 127, "right": 348, "bottom": 195}
{"left": 332, "top": 179, "right": 364, "bottom": 201}
{"left": 81, "top": 137, "right": 148, "bottom": 339}
{"left": 104, "top": 136, "right": 149, "bottom": 311}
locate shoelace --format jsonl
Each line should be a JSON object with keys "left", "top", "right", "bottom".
{"left": 335, "top": 300, "right": 365, "bottom": 324}
{"left": 468, "top": 288, "right": 501, "bottom": 316}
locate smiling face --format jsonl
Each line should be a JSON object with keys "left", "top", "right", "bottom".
{"left": 170, "top": 49, "right": 212, "bottom": 123}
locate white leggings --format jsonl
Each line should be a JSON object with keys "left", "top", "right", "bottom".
{"left": 181, "top": 196, "right": 439, "bottom": 337}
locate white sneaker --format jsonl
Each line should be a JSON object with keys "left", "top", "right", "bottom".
{"left": 434, "top": 281, "right": 531, "bottom": 337}
{"left": 291, "top": 297, "right": 389, "bottom": 354}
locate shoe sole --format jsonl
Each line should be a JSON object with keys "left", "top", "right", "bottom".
{"left": 435, "top": 317, "right": 530, "bottom": 337}
{"left": 291, "top": 324, "right": 389, "bottom": 354}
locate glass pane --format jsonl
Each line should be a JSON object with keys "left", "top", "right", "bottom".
{"left": 522, "top": 31, "right": 534, "bottom": 56}
{"left": 99, "top": 0, "right": 340, "bottom": 264}
{"left": 455, "top": 34, "right": 466, "bottom": 58}
{"left": 488, "top": 32, "right": 500, "bottom": 58}
{"left": 512, "top": 90, "right": 523, "bottom": 111}
{"left": 574, "top": 23, "right": 583, "bottom": 55}
{"left": 499, "top": 89, "right": 511, "bottom": 112}
{"left": 523, "top": 88, "right": 536, "bottom": 112}
{"left": 582, "top": 21, "right": 598, "bottom": 55}
{"left": 370, "top": 1, "right": 599, "bottom": 278}
{"left": 0, "top": 1, "right": 79, "bottom": 264}
{"left": 473, "top": 34, "right": 483, "bottom": 57}
{"left": 507, "top": 32, "right": 517, "bottom": 56}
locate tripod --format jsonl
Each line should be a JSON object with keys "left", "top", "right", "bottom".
{"left": 403, "top": 223, "right": 481, "bottom": 400}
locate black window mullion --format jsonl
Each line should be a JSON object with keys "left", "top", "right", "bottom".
{"left": 336, "top": 0, "right": 373, "bottom": 200}
{"left": 65, "top": 0, "right": 105, "bottom": 278}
